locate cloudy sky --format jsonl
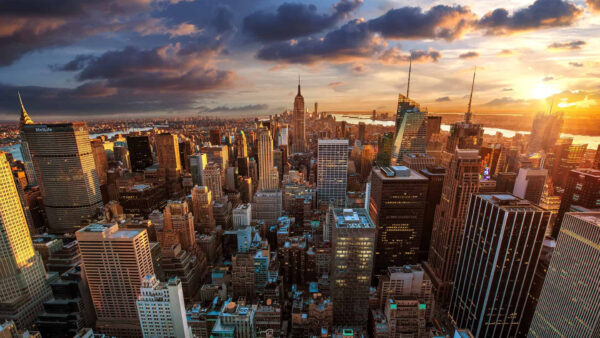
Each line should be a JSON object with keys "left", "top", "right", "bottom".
{"left": 1, "top": 0, "right": 599, "bottom": 120}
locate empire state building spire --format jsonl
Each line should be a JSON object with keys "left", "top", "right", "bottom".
{"left": 297, "top": 75, "right": 302, "bottom": 96}
{"left": 18, "top": 92, "right": 34, "bottom": 129}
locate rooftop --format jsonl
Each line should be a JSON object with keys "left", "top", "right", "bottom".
{"left": 333, "top": 208, "right": 374, "bottom": 229}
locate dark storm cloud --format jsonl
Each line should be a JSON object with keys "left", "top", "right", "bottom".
{"left": 435, "top": 96, "right": 451, "bottom": 102}
{"left": 478, "top": 0, "right": 583, "bottom": 35}
{"left": 200, "top": 104, "right": 269, "bottom": 112}
{"left": 379, "top": 48, "right": 442, "bottom": 64}
{"left": 211, "top": 6, "right": 235, "bottom": 34}
{"left": 243, "top": 0, "right": 362, "bottom": 41}
{"left": 547, "top": 40, "right": 587, "bottom": 50}
{"left": 50, "top": 55, "right": 95, "bottom": 71}
{"left": 256, "top": 19, "right": 383, "bottom": 64}
{"left": 367, "top": 5, "right": 475, "bottom": 41}
{"left": 0, "top": 83, "right": 201, "bottom": 117}
{"left": 459, "top": 51, "right": 479, "bottom": 59}
{"left": 0, "top": 0, "right": 156, "bottom": 66}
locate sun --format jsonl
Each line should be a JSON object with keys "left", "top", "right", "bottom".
{"left": 530, "top": 83, "right": 561, "bottom": 100}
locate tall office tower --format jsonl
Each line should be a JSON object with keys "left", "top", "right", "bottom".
{"left": 17, "top": 93, "right": 37, "bottom": 186}
{"left": 369, "top": 166, "right": 428, "bottom": 274}
{"left": 359, "top": 145, "right": 375, "bottom": 181}
{"left": 191, "top": 186, "right": 215, "bottom": 233}
{"left": 419, "top": 166, "right": 445, "bottom": 261}
{"left": 358, "top": 122, "right": 366, "bottom": 144}
{"left": 449, "top": 194, "right": 550, "bottom": 337}
{"left": 527, "top": 111, "right": 563, "bottom": 154}
{"left": 425, "top": 149, "right": 480, "bottom": 305}
{"left": 190, "top": 153, "right": 207, "bottom": 186}
{"left": 317, "top": 139, "right": 348, "bottom": 207}
{"left": 0, "top": 152, "right": 51, "bottom": 329}
{"left": 529, "top": 213, "right": 600, "bottom": 337}
{"left": 210, "top": 128, "right": 221, "bottom": 145}
{"left": 445, "top": 72, "right": 483, "bottom": 152}
{"left": 278, "top": 126, "right": 289, "bottom": 146}
{"left": 90, "top": 139, "right": 108, "bottom": 185}
{"left": 257, "top": 128, "right": 278, "bottom": 190}
{"left": 376, "top": 265, "right": 433, "bottom": 320}
{"left": 548, "top": 139, "right": 587, "bottom": 191}
{"left": 390, "top": 98, "right": 427, "bottom": 165}
{"left": 137, "top": 275, "right": 191, "bottom": 338}
{"left": 426, "top": 115, "right": 441, "bottom": 142}
{"left": 200, "top": 145, "right": 229, "bottom": 171}
{"left": 496, "top": 171, "right": 517, "bottom": 193}
{"left": 252, "top": 190, "right": 282, "bottom": 226}
{"left": 376, "top": 132, "right": 394, "bottom": 167}
{"left": 331, "top": 208, "right": 376, "bottom": 327}
{"left": 201, "top": 162, "right": 223, "bottom": 199}
{"left": 513, "top": 167, "right": 548, "bottom": 204}
{"left": 127, "top": 135, "right": 154, "bottom": 172}
{"left": 232, "top": 252, "right": 256, "bottom": 300}
{"left": 23, "top": 122, "right": 103, "bottom": 233}
{"left": 156, "top": 133, "right": 181, "bottom": 181}
{"left": 76, "top": 222, "right": 154, "bottom": 337}
{"left": 538, "top": 179, "right": 561, "bottom": 236}
{"left": 556, "top": 168, "right": 600, "bottom": 237}
{"left": 235, "top": 131, "right": 248, "bottom": 158}
{"left": 292, "top": 79, "right": 306, "bottom": 153}
{"left": 233, "top": 203, "right": 252, "bottom": 229}
{"left": 157, "top": 200, "right": 195, "bottom": 251}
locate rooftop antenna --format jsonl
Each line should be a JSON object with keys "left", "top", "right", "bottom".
{"left": 297, "top": 74, "right": 301, "bottom": 96}
{"left": 547, "top": 97, "right": 554, "bottom": 116}
{"left": 406, "top": 54, "right": 412, "bottom": 98}
{"left": 466, "top": 66, "right": 476, "bottom": 123}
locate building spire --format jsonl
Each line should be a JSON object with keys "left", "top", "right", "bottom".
{"left": 18, "top": 91, "right": 34, "bottom": 129}
{"left": 297, "top": 75, "right": 301, "bottom": 96}
{"left": 406, "top": 54, "right": 412, "bottom": 98}
{"left": 465, "top": 67, "right": 476, "bottom": 123}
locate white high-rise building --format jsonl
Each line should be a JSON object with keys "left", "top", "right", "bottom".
{"left": 317, "top": 139, "right": 348, "bottom": 207}
{"left": 137, "top": 275, "right": 191, "bottom": 338}
{"left": 529, "top": 212, "right": 600, "bottom": 338}
{"left": 233, "top": 204, "right": 252, "bottom": 229}
{"left": 513, "top": 167, "right": 548, "bottom": 204}
{"left": 0, "top": 152, "right": 51, "bottom": 329}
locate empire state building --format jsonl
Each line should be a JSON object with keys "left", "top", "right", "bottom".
{"left": 292, "top": 79, "right": 305, "bottom": 153}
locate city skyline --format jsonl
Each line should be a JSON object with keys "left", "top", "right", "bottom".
{"left": 0, "top": 0, "right": 599, "bottom": 119}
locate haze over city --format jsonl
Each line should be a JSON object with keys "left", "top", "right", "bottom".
{"left": 1, "top": 0, "right": 600, "bottom": 121}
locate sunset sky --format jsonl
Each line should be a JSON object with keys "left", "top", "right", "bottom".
{"left": 0, "top": 0, "right": 599, "bottom": 120}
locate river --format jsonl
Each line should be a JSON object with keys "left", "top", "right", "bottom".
{"left": 332, "top": 113, "right": 600, "bottom": 149}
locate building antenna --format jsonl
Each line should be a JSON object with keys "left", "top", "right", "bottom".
{"left": 297, "top": 74, "right": 301, "bottom": 96}
{"left": 466, "top": 66, "right": 476, "bottom": 123}
{"left": 548, "top": 97, "right": 554, "bottom": 116}
{"left": 406, "top": 54, "right": 412, "bottom": 98}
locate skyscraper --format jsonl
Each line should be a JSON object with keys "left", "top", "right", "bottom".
{"left": 190, "top": 153, "right": 207, "bottom": 186}
{"left": 317, "top": 139, "right": 348, "bottom": 207}
{"left": 191, "top": 186, "right": 215, "bottom": 233}
{"left": 445, "top": 70, "right": 483, "bottom": 152}
{"left": 292, "top": 79, "right": 306, "bottom": 153}
{"left": 369, "top": 166, "right": 428, "bottom": 273}
{"left": 513, "top": 167, "right": 548, "bottom": 204}
{"left": 449, "top": 194, "right": 550, "bottom": 337}
{"left": 137, "top": 275, "right": 191, "bottom": 338}
{"left": 76, "top": 222, "right": 154, "bottom": 337}
{"left": 425, "top": 149, "right": 480, "bottom": 304}
{"left": 527, "top": 111, "right": 563, "bottom": 154}
{"left": 257, "top": 127, "right": 278, "bottom": 190}
{"left": 390, "top": 94, "right": 427, "bottom": 165}
{"left": 556, "top": 168, "right": 600, "bottom": 237}
{"left": 17, "top": 93, "right": 37, "bottom": 186}
{"left": 201, "top": 162, "right": 223, "bottom": 199}
{"left": 157, "top": 200, "right": 195, "bottom": 251}
{"left": 529, "top": 212, "right": 600, "bottom": 338}
{"left": 156, "top": 133, "right": 181, "bottom": 181}
{"left": 236, "top": 130, "right": 248, "bottom": 158}
{"left": 548, "top": 138, "right": 587, "bottom": 192}
{"left": 126, "top": 135, "right": 154, "bottom": 172}
{"left": 23, "top": 122, "right": 103, "bottom": 233}
{"left": 331, "top": 208, "right": 375, "bottom": 327}
{"left": 0, "top": 152, "right": 51, "bottom": 328}
{"left": 358, "top": 122, "right": 366, "bottom": 144}
{"left": 90, "top": 139, "right": 108, "bottom": 185}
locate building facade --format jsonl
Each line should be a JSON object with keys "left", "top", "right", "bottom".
{"left": 317, "top": 139, "right": 348, "bottom": 208}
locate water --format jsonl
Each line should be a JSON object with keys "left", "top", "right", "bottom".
{"left": 1, "top": 127, "right": 154, "bottom": 162}
{"left": 333, "top": 113, "right": 600, "bottom": 149}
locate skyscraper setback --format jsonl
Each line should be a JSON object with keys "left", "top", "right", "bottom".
{"left": 0, "top": 152, "right": 51, "bottom": 328}
{"left": 292, "top": 79, "right": 306, "bottom": 153}
{"left": 23, "top": 122, "right": 103, "bottom": 233}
